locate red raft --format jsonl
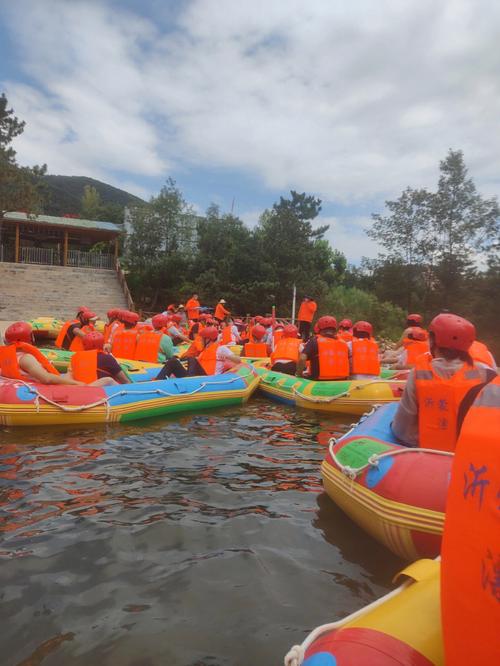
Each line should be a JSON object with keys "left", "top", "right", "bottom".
{"left": 321, "top": 404, "right": 452, "bottom": 560}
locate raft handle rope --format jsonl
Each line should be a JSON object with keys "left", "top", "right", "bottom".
{"left": 327, "top": 436, "right": 454, "bottom": 480}
{"left": 2, "top": 370, "right": 256, "bottom": 415}
{"left": 292, "top": 379, "right": 406, "bottom": 404}
{"left": 284, "top": 578, "right": 414, "bottom": 666}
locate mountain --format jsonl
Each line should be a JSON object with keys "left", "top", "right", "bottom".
{"left": 42, "top": 175, "right": 145, "bottom": 217}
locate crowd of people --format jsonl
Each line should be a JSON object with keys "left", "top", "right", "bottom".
{"left": 0, "top": 294, "right": 497, "bottom": 455}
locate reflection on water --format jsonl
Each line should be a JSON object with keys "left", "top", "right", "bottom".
{"left": 0, "top": 397, "right": 401, "bottom": 665}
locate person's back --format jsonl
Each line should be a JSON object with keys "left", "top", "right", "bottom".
{"left": 270, "top": 325, "right": 302, "bottom": 375}
{"left": 349, "top": 321, "right": 380, "bottom": 378}
{"left": 297, "top": 316, "right": 349, "bottom": 380}
{"left": 392, "top": 313, "right": 493, "bottom": 451}
{"left": 111, "top": 311, "right": 139, "bottom": 360}
{"left": 71, "top": 332, "right": 131, "bottom": 386}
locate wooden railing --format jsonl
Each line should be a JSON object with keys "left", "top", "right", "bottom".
{"left": 116, "top": 259, "right": 135, "bottom": 310}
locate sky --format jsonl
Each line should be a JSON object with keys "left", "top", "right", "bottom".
{"left": 1, "top": 0, "right": 499, "bottom": 263}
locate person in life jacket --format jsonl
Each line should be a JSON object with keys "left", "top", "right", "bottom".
{"left": 219, "top": 318, "right": 240, "bottom": 345}
{"left": 395, "top": 327, "right": 430, "bottom": 368}
{"left": 296, "top": 296, "right": 317, "bottom": 341}
{"left": 242, "top": 324, "right": 269, "bottom": 357}
{"left": 440, "top": 373, "right": 500, "bottom": 665}
{"left": 104, "top": 309, "right": 122, "bottom": 345}
{"left": 270, "top": 325, "right": 303, "bottom": 375}
{"left": 391, "top": 313, "right": 495, "bottom": 451}
{"left": 55, "top": 307, "right": 98, "bottom": 352}
{"left": 165, "top": 313, "right": 190, "bottom": 345}
{"left": 156, "top": 326, "right": 244, "bottom": 379}
{"left": 1, "top": 322, "right": 82, "bottom": 385}
{"left": 185, "top": 293, "right": 201, "bottom": 322}
{"left": 296, "top": 315, "right": 349, "bottom": 380}
{"left": 214, "top": 299, "right": 230, "bottom": 323}
{"left": 348, "top": 320, "right": 381, "bottom": 378}
{"left": 395, "top": 313, "right": 429, "bottom": 348}
{"left": 110, "top": 311, "right": 140, "bottom": 360}
{"left": 134, "top": 314, "right": 175, "bottom": 364}
{"left": 69, "top": 332, "right": 131, "bottom": 386}
{"left": 468, "top": 339, "right": 497, "bottom": 370}
{"left": 338, "top": 318, "right": 353, "bottom": 342}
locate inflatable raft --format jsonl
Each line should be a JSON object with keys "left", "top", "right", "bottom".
{"left": 0, "top": 366, "right": 259, "bottom": 426}
{"left": 40, "top": 347, "right": 162, "bottom": 382}
{"left": 255, "top": 367, "right": 406, "bottom": 416}
{"left": 321, "top": 403, "right": 451, "bottom": 560}
{"left": 285, "top": 558, "right": 443, "bottom": 666}
{"left": 29, "top": 317, "right": 105, "bottom": 339}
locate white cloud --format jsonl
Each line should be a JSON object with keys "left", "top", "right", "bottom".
{"left": 3, "top": 0, "right": 500, "bottom": 239}
{"left": 317, "top": 215, "right": 381, "bottom": 264}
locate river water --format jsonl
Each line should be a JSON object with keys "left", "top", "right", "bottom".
{"left": 0, "top": 397, "right": 402, "bottom": 666}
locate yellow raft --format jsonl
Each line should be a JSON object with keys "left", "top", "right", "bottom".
{"left": 285, "top": 558, "right": 443, "bottom": 665}
{"left": 29, "top": 317, "right": 105, "bottom": 339}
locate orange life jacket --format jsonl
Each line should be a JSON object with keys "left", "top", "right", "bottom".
{"left": 270, "top": 337, "right": 302, "bottom": 363}
{"left": 414, "top": 354, "right": 484, "bottom": 452}
{"left": 111, "top": 328, "right": 138, "bottom": 360}
{"left": 403, "top": 339, "right": 430, "bottom": 365}
{"left": 243, "top": 342, "right": 268, "bottom": 357}
{"left": 338, "top": 330, "right": 353, "bottom": 342}
{"left": 0, "top": 342, "right": 60, "bottom": 380}
{"left": 317, "top": 336, "right": 349, "bottom": 380}
{"left": 180, "top": 339, "right": 203, "bottom": 359}
{"left": 197, "top": 342, "right": 220, "bottom": 375}
{"left": 105, "top": 321, "right": 124, "bottom": 345}
{"left": 441, "top": 375, "right": 500, "bottom": 665}
{"left": 273, "top": 329, "right": 284, "bottom": 345}
{"left": 469, "top": 340, "right": 496, "bottom": 368}
{"left": 134, "top": 331, "right": 163, "bottom": 363}
{"left": 55, "top": 319, "right": 79, "bottom": 349}
{"left": 297, "top": 300, "right": 317, "bottom": 322}
{"left": 221, "top": 325, "right": 234, "bottom": 345}
{"left": 70, "top": 349, "right": 98, "bottom": 383}
{"left": 351, "top": 338, "right": 380, "bottom": 376}
{"left": 214, "top": 303, "right": 229, "bottom": 320}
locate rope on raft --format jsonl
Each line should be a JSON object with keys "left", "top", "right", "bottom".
{"left": 283, "top": 578, "right": 414, "bottom": 666}
{"left": 291, "top": 379, "right": 406, "bottom": 404}
{"left": 327, "top": 434, "right": 454, "bottom": 480}
{"left": 5, "top": 370, "right": 256, "bottom": 414}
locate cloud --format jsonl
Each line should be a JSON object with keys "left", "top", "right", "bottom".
{"left": 316, "top": 215, "right": 381, "bottom": 264}
{"left": 2, "top": 0, "right": 500, "bottom": 239}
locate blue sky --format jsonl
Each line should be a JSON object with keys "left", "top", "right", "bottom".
{"left": 1, "top": 0, "right": 499, "bottom": 262}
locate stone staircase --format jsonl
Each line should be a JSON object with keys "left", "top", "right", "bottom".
{"left": 0, "top": 262, "right": 129, "bottom": 321}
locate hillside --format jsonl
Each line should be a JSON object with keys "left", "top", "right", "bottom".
{"left": 42, "top": 175, "right": 145, "bottom": 216}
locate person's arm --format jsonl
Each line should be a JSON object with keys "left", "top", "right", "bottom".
{"left": 391, "top": 371, "right": 419, "bottom": 446}
{"left": 296, "top": 352, "right": 307, "bottom": 377}
{"left": 20, "top": 355, "right": 83, "bottom": 385}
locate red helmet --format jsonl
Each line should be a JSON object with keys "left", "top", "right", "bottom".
{"left": 4, "top": 321, "right": 33, "bottom": 344}
{"left": 121, "top": 311, "right": 140, "bottom": 325}
{"left": 429, "top": 313, "right": 475, "bottom": 352}
{"left": 254, "top": 316, "right": 264, "bottom": 324}
{"left": 283, "top": 324, "right": 299, "bottom": 338}
{"left": 261, "top": 317, "right": 272, "bottom": 327}
{"left": 316, "top": 316, "right": 337, "bottom": 332}
{"left": 251, "top": 324, "right": 266, "bottom": 340}
{"left": 82, "top": 331, "right": 104, "bottom": 350}
{"left": 79, "top": 308, "right": 97, "bottom": 322}
{"left": 171, "top": 313, "right": 182, "bottom": 323}
{"left": 167, "top": 304, "right": 176, "bottom": 311}
{"left": 339, "top": 319, "right": 353, "bottom": 329}
{"left": 107, "top": 308, "right": 119, "bottom": 319}
{"left": 199, "top": 313, "right": 211, "bottom": 321}
{"left": 152, "top": 314, "right": 168, "bottom": 330}
{"left": 408, "top": 326, "right": 427, "bottom": 342}
{"left": 200, "top": 326, "right": 218, "bottom": 341}
{"left": 407, "top": 313, "right": 423, "bottom": 325}
{"left": 353, "top": 320, "right": 373, "bottom": 336}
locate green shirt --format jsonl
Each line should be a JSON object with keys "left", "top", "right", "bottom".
{"left": 158, "top": 334, "right": 174, "bottom": 363}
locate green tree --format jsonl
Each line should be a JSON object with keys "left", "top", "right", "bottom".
{"left": 0, "top": 93, "right": 47, "bottom": 235}
{"left": 254, "top": 191, "right": 340, "bottom": 309}
{"left": 430, "top": 149, "right": 499, "bottom": 306}
{"left": 80, "top": 185, "right": 101, "bottom": 219}
{"left": 367, "top": 187, "right": 433, "bottom": 310}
